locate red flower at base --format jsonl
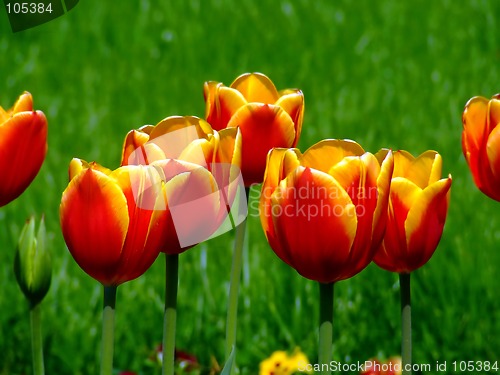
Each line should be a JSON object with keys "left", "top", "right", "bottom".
{"left": 362, "top": 357, "right": 402, "bottom": 375}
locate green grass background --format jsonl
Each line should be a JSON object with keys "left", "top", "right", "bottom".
{"left": 1, "top": 0, "right": 500, "bottom": 373}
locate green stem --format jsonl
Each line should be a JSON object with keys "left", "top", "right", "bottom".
{"left": 30, "top": 302, "right": 44, "bottom": 375}
{"left": 400, "top": 273, "right": 412, "bottom": 375}
{"left": 100, "top": 285, "right": 117, "bottom": 375}
{"left": 319, "top": 282, "right": 334, "bottom": 375}
{"left": 163, "top": 253, "right": 179, "bottom": 375}
{"left": 224, "top": 187, "right": 250, "bottom": 373}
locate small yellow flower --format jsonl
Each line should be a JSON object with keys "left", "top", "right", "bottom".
{"left": 259, "top": 348, "right": 311, "bottom": 375}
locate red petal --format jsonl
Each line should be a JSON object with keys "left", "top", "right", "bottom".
{"left": 0, "top": 111, "right": 47, "bottom": 207}
{"left": 270, "top": 167, "right": 357, "bottom": 283}
{"left": 227, "top": 103, "right": 295, "bottom": 185}
{"left": 60, "top": 169, "right": 129, "bottom": 285}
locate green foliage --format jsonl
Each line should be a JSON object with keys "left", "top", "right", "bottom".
{"left": 1, "top": 0, "right": 500, "bottom": 374}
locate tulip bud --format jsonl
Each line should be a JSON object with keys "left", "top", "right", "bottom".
{"left": 14, "top": 216, "right": 52, "bottom": 307}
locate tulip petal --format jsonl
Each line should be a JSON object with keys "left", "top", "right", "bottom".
{"left": 205, "top": 82, "right": 241, "bottom": 130}
{"left": 60, "top": 168, "right": 129, "bottom": 285}
{"left": 270, "top": 167, "right": 357, "bottom": 283}
{"left": 207, "top": 86, "right": 247, "bottom": 130}
{"left": 216, "top": 127, "right": 241, "bottom": 167}
{"left": 392, "top": 150, "right": 414, "bottom": 178}
{"left": 0, "top": 111, "right": 47, "bottom": 207}
{"left": 164, "top": 167, "right": 221, "bottom": 250}
{"left": 371, "top": 150, "right": 394, "bottom": 249}
{"left": 262, "top": 148, "right": 302, "bottom": 194}
{"left": 230, "top": 72, "right": 280, "bottom": 104}
{"left": 0, "top": 106, "right": 7, "bottom": 123}
{"left": 121, "top": 129, "right": 151, "bottom": 166}
{"left": 228, "top": 103, "right": 296, "bottom": 185}
{"left": 486, "top": 98, "right": 500, "bottom": 180}
{"left": 12, "top": 92, "right": 33, "bottom": 113}
{"left": 260, "top": 148, "right": 302, "bottom": 242}
{"left": 462, "top": 96, "right": 489, "bottom": 165}
{"left": 486, "top": 124, "right": 500, "bottom": 180}
{"left": 487, "top": 97, "right": 500, "bottom": 136}
{"left": 404, "top": 151, "right": 441, "bottom": 188}
{"left": 213, "top": 127, "right": 242, "bottom": 204}
{"left": 203, "top": 81, "right": 220, "bottom": 120}
{"left": 328, "top": 153, "right": 380, "bottom": 278}
{"left": 404, "top": 177, "right": 451, "bottom": 271}
{"left": 178, "top": 137, "right": 214, "bottom": 169}
{"left": 275, "top": 91, "right": 304, "bottom": 146}
{"left": 302, "top": 139, "right": 364, "bottom": 174}
{"left": 110, "top": 166, "right": 164, "bottom": 282}
{"left": 68, "top": 158, "right": 87, "bottom": 181}
{"left": 68, "top": 159, "right": 113, "bottom": 181}
{"left": 374, "top": 177, "right": 421, "bottom": 272}
{"left": 146, "top": 116, "right": 212, "bottom": 160}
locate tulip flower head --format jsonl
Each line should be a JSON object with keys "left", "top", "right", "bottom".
{"left": 0, "top": 92, "right": 48, "bottom": 207}
{"left": 260, "top": 139, "right": 393, "bottom": 284}
{"left": 60, "top": 157, "right": 229, "bottom": 285}
{"left": 120, "top": 115, "right": 247, "bottom": 248}
{"left": 14, "top": 216, "right": 52, "bottom": 307}
{"left": 61, "top": 160, "right": 166, "bottom": 285}
{"left": 373, "top": 150, "right": 452, "bottom": 274}
{"left": 462, "top": 94, "right": 500, "bottom": 201}
{"left": 204, "top": 72, "right": 304, "bottom": 186}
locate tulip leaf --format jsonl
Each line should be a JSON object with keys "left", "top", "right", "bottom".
{"left": 220, "top": 346, "right": 236, "bottom": 375}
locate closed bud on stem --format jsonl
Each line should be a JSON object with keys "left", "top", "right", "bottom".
{"left": 14, "top": 216, "right": 52, "bottom": 307}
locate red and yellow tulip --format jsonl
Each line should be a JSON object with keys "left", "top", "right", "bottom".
{"left": 0, "top": 92, "right": 47, "bottom": 207}
{"left": 260, "top": 139, "right": 393, "bottom": 283}
{"left": 204, "top": 72, "right": 304, "bottom": 186}
{"left": 462, "top": 94, "right": 500, "bottom": 201}
{"left": 121, "top": 116, "right": 245, "bottom": 243}
{"left": 60, "top": 157, "right": 225, "bottom": 285}
{"left": 121, "top": 115, "right": 242, "bottom": 205}
{"left": 373, "top": 150, "right": 452, "bottom": 273}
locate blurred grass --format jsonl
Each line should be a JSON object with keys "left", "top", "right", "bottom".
{"left": 1, "top": 0, "right": 500, "bottom": 374}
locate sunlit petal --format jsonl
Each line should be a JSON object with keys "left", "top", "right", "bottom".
{"left": 302, "top": 139, "right": 364, "bottom": 173}
{"left": 404, "top": 150, "right": 440, "bottom": 188}
{"left": 208, "top": 86, "right": 247, "bottom": 130}
{"left": 371, "top": 150, "right": 394, "bottom": 249}
{"left": 12, "top": 91, "right": 33, "bottom": 113}
{"left": 228, "top": 103, "right": 295, "bottom": 185}
{"left": 230, "top": 72, "right": 279, "bottom": 104}
{"left": 404, "top": 177, "right": 452, "bottom": 272}
{"left": 60, "top": 168, "right": 129, "bottom": 286}
{"left": 392, "top": 150, "right": 414, "bottom": 178}
{"left": 275, "top": 91, "right": 304, "bottom": 146}
{"left": 374, "top": 177, "right": 421, "bottom": 272}
{"left": 121, "top": 129, "right": 151, "bottom": 166}
{"left": 463, "top": 96, "right": 489, "bottom": 149}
